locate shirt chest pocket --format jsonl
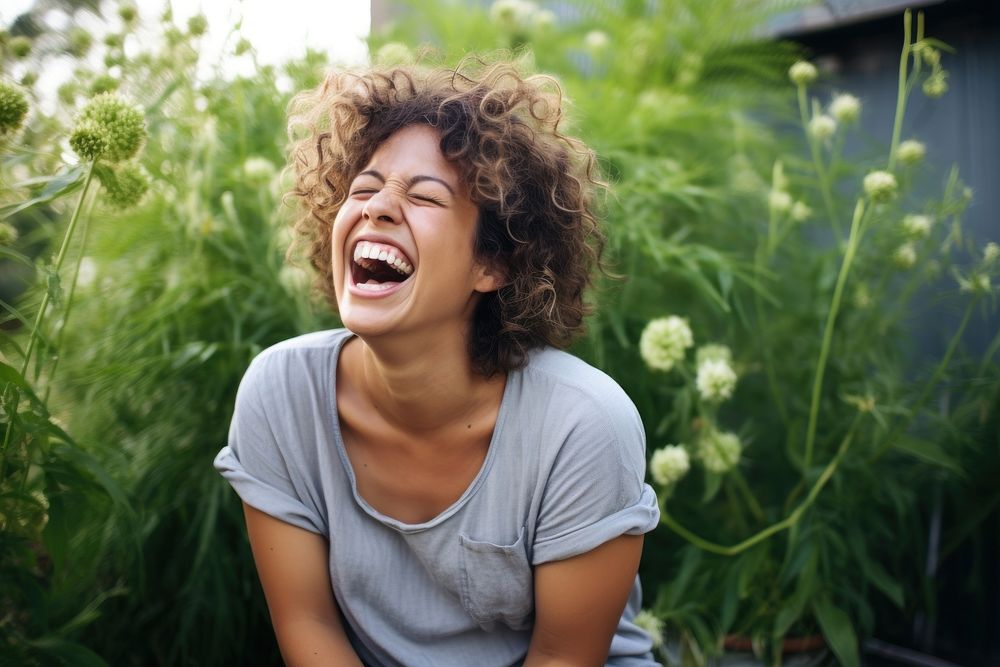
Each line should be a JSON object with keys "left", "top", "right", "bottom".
{"left": 458, "top": 526, "right": 534, "bottom": 632}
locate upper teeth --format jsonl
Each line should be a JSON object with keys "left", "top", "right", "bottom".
{"left": 353, "top": 241, "right": 413, "bottom": 276}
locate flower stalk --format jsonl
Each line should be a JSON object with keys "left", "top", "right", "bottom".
{"left": 802, "top": 199, "right": 867, "bottom": 473}
{"left": 660, "top": 417, "right": 859, "bottom": 556}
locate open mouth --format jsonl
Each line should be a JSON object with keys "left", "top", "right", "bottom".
{"left": 350, "top": 240, "right": 414, "bottom": 292}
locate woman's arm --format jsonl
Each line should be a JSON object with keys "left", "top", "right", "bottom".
{"left": 523, "top": 534, "right": 645, "bottom": 667}
{"left": 243, "top": 503, "right": 364, "bottom": 667}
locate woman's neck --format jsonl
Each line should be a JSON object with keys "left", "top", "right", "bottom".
{"left": 342, "top": 330, "right": 505, "bottom": 436}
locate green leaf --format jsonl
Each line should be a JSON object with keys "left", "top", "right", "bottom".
{"left": 774, "top": 555, "right": 816, "bottom": 639}
{"left": 892, "top": 434, "right": 963, "bottom": 475}
{"left": 0, "top": 164, "right": 87, "bottom": 220}
{"left": 813, "top": 595, "right": 859, "bottom": 667}
{"left": 863, "top": 558, "right": 904, "bottom": 608}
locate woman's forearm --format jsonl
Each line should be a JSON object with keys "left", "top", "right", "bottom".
{"left": 274, "top": 616, "right": 365, "bottom": 667}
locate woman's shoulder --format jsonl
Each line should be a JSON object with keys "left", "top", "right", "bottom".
{"left": 240, "top": 328, "right": 351, "bottom": 391}
{"left": 519, "top": 347, "right": 643, "bottom": 439}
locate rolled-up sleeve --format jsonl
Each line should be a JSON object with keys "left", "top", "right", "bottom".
{"left": 531, "top": 392, "right": 659, "bottom": 565}
{"left": 213, "top": 354, "right": 324, "bottom": 535}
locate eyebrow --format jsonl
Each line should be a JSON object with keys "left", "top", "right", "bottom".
{"left": 356, "top": 169, "right": 455, "bottom": 196}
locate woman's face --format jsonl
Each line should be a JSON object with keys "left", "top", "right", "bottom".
{"left": 331, "top": 124, "right": 499, "bottom": 340}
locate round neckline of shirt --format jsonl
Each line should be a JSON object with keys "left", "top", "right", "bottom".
{"left": 326, "top": 329, "right": 515, "bottom": 534}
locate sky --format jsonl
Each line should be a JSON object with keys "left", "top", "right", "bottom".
{"left": 2, "top": 0, "right": 371, "bottom": 89}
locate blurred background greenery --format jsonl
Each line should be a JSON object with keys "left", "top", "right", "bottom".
{"left": 1, "top": 1, "right": 997, "bottom": 665}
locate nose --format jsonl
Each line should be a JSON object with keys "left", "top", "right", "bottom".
{"left": 361, "top": 187, "right": 401, "bottom": 225}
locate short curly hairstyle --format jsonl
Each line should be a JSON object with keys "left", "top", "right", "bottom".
{"left": 287, "top": 59, "right": 606, "bottom": 377}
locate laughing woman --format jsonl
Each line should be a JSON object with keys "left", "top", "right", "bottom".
{"left": 214, "top": 61, "right": 661, "bottom": 666}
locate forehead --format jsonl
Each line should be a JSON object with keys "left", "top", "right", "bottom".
{"left": 363, "top": 124, "right": 457, "bottom": 181}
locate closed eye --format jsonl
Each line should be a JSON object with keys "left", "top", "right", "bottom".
{"left": 410, "top": 193, "right": 446, "bottom": 205}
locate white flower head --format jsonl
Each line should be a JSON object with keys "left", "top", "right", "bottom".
{"left": 278, "top": 265, "right": 311, "bottom": 293}
{"left": 490, "top": 0, "right": 538, "bottom": 33}
{"left": 789, "top": 61, "right": 817, "bottom": 86}
{"left": 585, "top": 30, "right": 610, "bottom": 52}
{"left": 696, "top": 343, "right": 732, "bottom": 366}
{"left": 902, "top": 214, "right": 933, "bottom": 238}
{"left": 533, "top": 9, "right": 556, "bottom": 31}
{"left": 639, "top": 316, "right": 694, "bottom": 372}
{"left": 375, "top": 42, "right": 414, "bottom": 66}
{"left": 863, "top": 170, "right": 898, "bottom": 203}
{"left": 959, "top": 273, "right": 992, "bottom": 295}
{"left": 829, "top": 93, "right": 860, "bottom": 123}
{"left": 77, "top": 256, "right": 97, "bottom": 288}
{"left": 649, "top": 445, "right": 690, "bottom": 487}
{"left": 896, "top": 139, "right": 926, "bottom": 166}
{"left": 632, "top": 609, "right": 665, "bottom": 649}
{"left": 696, "top": 358, "right": 737, "bottom": 402}
{"left": 242, "top": 156, "right": 276, "bottom": 184}
{"left": 792, "top": 200, "right": 812, "bottom": 222}
{"left": 768, "top": 189, "right": 792, "bottom": 214}
{"left": 808, "top": 114, "right": 837, "bottom": 141}
{"left": 983, "top": 242, "right": 999, "bottom": 266}
{"left": 892, "top": 242, "right": 917, "bottom": 270}
{"left": 698, "top": 430, "right": 741, "bottom": 473}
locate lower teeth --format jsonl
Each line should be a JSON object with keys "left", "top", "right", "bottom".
{"left": 356, "top": 280, "right": 398, "bottom": 291}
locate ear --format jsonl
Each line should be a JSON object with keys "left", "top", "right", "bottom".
{"left": 472, "top": 260, "right": 507, "bottom": 294}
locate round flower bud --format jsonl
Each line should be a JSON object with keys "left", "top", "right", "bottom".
{"left": 585, "top": 30, "right": 610, "bottom": 52}
{"left": 896, "top": 139, "right": 926, "bottom": 166}
{"left": 829, "top": 93, "right": 860, "bottom": 123}
{"left": 89, "top": 74, "right": 119, "bottom": 95}
{"left": 768, "top": 189, "right": 792, "bottom": 214}
{"left": 632, "top": 610, "right": 665, "bottom": 649}
{"left": 104, "top": 33, "right": 124, "bottom": 49}
{"left": 696, "top": 343, "right": 732, "bottom": 366}
{"left": 892, "top": 242, "right": 917, "bottom": 270}
{"left": 923, "top": 72, "right": 948, "bottom": 98}
{"left": 69, "top": 119, "right": 109, "bottom": 160}
{"left": 102, "top": 162, "right": 150, "bottom": 209}
{"left": 863, "top": 170, "right": 898, "bottom": 203}
{"left": 374, "top": 42, "right": 413, "bottom": 66}
{"left": 649, "top": 445, "right": 690, "bottom": 487}
{"left": 118, "top": 4, "right": 138, "bottom": 25}
{"left": 902, "top": 214, "right": 932, "bottom": 238}
{"left": 187, "top": 14, "right": 209, "bottom": 37}
{"left": 242, "top": 156, "right": 276, "bottom": 185}
{"left": 533, "top": 9, "right": 556, "bottom": 31}
{"left": 76, "top": 92, "right": 146, "bottom": 163}
{"left": 0, "top": 81, "right": 29, "bottom": 135}
{"left": 67, "top": 27, "right": 93, "bottom": 57}
{"left": 234, "top": 37, "right": 252, "bottom": 56}
{"left": 792, "top": 200, "right": 812, "bottom": 222}
{"left": 983, "top": 242, "right": 999, "bottom": 266}
{"left": 490, "top": 0, "right": 536, "bottom": 33}
{"left": 696, "top": 358, "right": 738, "bottom": 402}
{"left": 19, "top": 71, "right": 37, "bottom": 88}
{"left": 164, "top": 27, "right": 184, "bottom": 46}
{"left": 699, "top": 430, "right": 741, "bottom": 473}
{"left": 959, "top": 273, "right": 992, "bottom": 295}
{"left": 916, "top": 44, "right": 941, "bottom": 67}
{"left": 808, "top": 114, "right": 837, "bottom": 141}
{"left": 58, "top": 81, "right": 78, "bottom": 105}
{"left": 788, "top": 61, "right": 817, "bottom": 86}
{"left": 640, "top": 316, "right": 694, "bottom": 372}
{"left": 279, "top": 265, "right": 311, "bottom": 293}
{"left": 0, "top": 221, "right": 19, "bottom": 245}
{"left": 9, "top": 36, "right": 32, "bottom": 59}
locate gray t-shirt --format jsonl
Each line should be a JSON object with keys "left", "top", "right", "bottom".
{"left": 214, "top": 329, "right": 661, "bottom": 667}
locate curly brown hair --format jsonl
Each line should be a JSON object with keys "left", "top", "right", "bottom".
{"left": 287, "top": 59, "right": 606, "bottom": 376}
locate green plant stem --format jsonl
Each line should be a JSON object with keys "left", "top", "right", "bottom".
{"left": 731, "top": 467, "right": 765, "bottom": 523}
{"left": 803, "top": 199, "right": 866, "bottom": 474}
{"left": 19, "top": 160, "right": 97, "bottom": 379}
{"left": 868, "top": 296, "right": 978, "bottom": 464}
{"left": 887, "top": 10, "right": 912, "bottom": 171}
{"left": 661, "top": 420, "right": 858, "bottom": 556}
{"left": 0, "top": 161, "right": 96, "bottom": 485}
{"left": 798, "top": 86, "right": 841, "bottom": 243}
